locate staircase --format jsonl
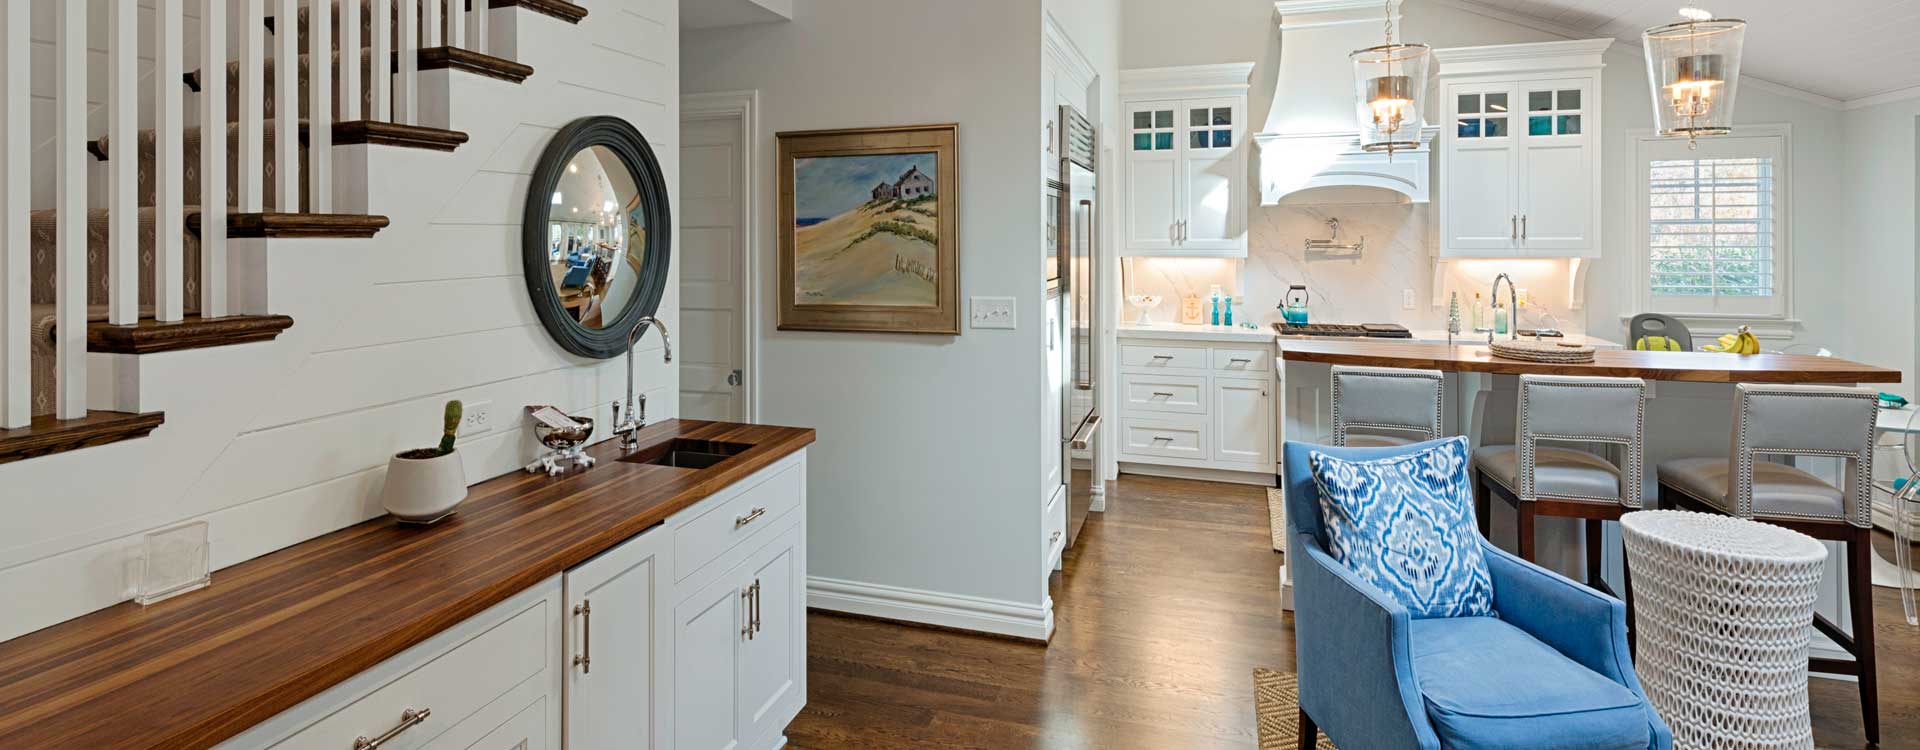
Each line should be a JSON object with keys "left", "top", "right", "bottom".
{"left": 0, "top": 0, "right": 582, "bottom": 463}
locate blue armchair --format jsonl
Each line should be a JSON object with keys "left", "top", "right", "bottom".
{"left": 1284, "top": 439, "right": 1672, "bottom": 750}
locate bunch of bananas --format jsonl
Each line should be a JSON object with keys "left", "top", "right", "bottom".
{"left": 1702, "top": 325, "right": 1761, "bottom": 355}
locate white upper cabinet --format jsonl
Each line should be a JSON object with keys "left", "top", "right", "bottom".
{"left": 1043, "top": 12, "right": 1096, "bottom": 182}
{"left": 1435, "top": 40, "right": 1610, "bottom": 258}
{"left": 1120, "top": 64, "right": 1253, "bottom": 258}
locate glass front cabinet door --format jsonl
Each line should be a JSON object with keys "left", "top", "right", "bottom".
{"left": 1121, "top": 89, "right": 1248, "bottom": 258}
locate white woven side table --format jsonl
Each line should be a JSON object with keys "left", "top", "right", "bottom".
{"left": 1622, "top": 510, "right": 1828, "bottom": 750}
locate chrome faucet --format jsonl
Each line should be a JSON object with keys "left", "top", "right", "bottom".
{"left": 612, "top": 316, "right": 672, "bottom": 451}
{"left": 1489, "top": 273, "right": 1517, "bottom": 344}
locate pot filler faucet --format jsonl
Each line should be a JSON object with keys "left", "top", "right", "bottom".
{"left": 1489, "top": 273, "right": 1517, "bottom": 344}
{"left": 612, "top": 316, "right": 672, "bottom": 451}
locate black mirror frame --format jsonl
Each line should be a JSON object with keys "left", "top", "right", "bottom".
{"left": 523, "top": 115, "right": 672, "bottom": 359}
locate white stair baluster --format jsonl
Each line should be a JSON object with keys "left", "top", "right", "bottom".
{"left": 468, "top": 0, "right": 487, "bottom": 55}
{"left": 0, "top": 1, "right": 26, "bottom": 428}
{"left": 155, "top": 0, "right": 185, "bottom": 321}
{"left": 371, "top": 0, "right": 392, "bottom": 122}
{"left": 55, "top": 0, "right": 87, "bottom": 418}
{"left": 341, "top": 0, "right": 362, "bottom": 122}
{"left": 201, "top": 0, "right": 229, "bottom": 317}
{"left": 309, "top": 0, "right": 332, "bottom": 212}
{"left": 273, "top": 0, "right": 299, "bottom": 210}
{"left": 396, "top": 0, "right": 417, "bottom": 125}
{"left": 448, "top": 0, "right": 464, "bottom": 49}
{"left": 107, "top": 0, "right": 137, "bottom": 325}
{"left": 424, "top": 0, "right": 440, "bottom": 48}
{"left": 236, "top": 0, "right": 265, "bottom": 213}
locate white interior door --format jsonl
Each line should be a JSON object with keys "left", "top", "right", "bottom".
{"left": 680, "top": 116, "right": 746, "bottom": 421}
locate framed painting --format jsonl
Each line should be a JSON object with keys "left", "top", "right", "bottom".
{"left": 776, "top": 124, "right": 959, "bottom": 334}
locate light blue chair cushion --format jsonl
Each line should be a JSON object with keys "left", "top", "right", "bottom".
{"left": 1412, "top": 616, "right": 1655, "bottom": 750}
{"left": 1308, "top": 436, "right": 1493, "bottom": 618}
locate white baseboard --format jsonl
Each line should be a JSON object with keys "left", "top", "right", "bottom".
{"left": 1119, "top": 461, "right": 1277, "bottom": 487}
{"left": 807, "top": 576, "right": 1052, "bottom": 641}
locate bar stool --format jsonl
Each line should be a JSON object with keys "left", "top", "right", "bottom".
{"left": 1656, "top": 383, "right": 1881, "bottom": 744}
{"left": 1330, "top": 365, "right": 1443, "bottom": 447}
{"left": 1472, "top": 375, "right": 1646, "bottom": 600}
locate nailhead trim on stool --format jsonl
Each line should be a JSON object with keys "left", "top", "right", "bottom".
{"left": 1622, "top": 510, "right": 1827, "bottom": 750}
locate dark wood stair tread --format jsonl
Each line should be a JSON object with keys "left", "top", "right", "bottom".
{"left": 189, "top": 211, "right": 390, "bottom": 238}
{"left": 490, "top": 0, "right": 588, "bottom": 23}
{"left": 87, "top": 314, "right": 295, "bottom": 354}
{"left": 0, "top": 410, "right": 165, "bottom": 465}
{"left": 333, "top": 120, "right": 469, "bottom": 151}
{"left": 417, "top": 47, "right": 534, "bottom": 83}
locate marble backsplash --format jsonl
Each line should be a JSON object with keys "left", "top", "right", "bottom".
{"left": 1121, "top": 201, "right": 1583, "bottom": 334}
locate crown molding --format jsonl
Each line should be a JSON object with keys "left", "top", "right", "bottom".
{"left": 1043, "top": 11, "right": 1098, "bottom": 89}
{"left": 1120, "top": 63, "right": 1255, "bottom": 96}
{"left": 1844, "top": 84, "right": 1920, "bottom": 111}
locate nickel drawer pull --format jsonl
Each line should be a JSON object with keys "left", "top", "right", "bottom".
{"left": 1150, "top": 354, "right": 1174, "bottom": 360}
{"left": 353, "top": 707, "right": 431, "bottom": 750}
{"left": 1050, "top": 531, "right": 1062, "bottom": 543}
{"left": 1152, "top": 436, "right": 1174, "bottom": 443}
{"left": 1151, "top": 391, "right": 1174, "bottom": 398}
{"left": 573, "top": 601, "right": 592, "bottom": 673}
{"left": 735, "top": 506, "right": 768, "bottom": 528}
{"left": 1228, "top": 358, "right": 1252, "bottom": 364}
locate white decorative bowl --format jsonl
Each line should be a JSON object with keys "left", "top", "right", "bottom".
{"left": 381, "top": 450, "right": 469, "bottom": 523}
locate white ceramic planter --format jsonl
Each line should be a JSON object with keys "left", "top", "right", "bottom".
{"left": 381, "top": 450, "right": 468, "bottom": 523}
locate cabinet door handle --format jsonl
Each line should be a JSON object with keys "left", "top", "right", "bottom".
{"left": 741, "top": 585, "right": 754, "bottom": 640}
{"left": 353, "top": 707, "right": 432, "bottom": 750}
{"left": 735, "top": 506, "right": 767, "bottom": 528}
{"left": 1520, "top": 215, "right": 1527, "bottom": 240}
{"left": 572, "top": 601, "right": 592, "bottom": 673}
{"left": 752, "top": 579, "right": 763, "bottom": 635}
{"left": 1050, "top": 531, "right": 1062, "bottom": 544}
{"left": 1170, "top": 221, "right": 1177, "bottom": 244}
{"left": 1179, "top": 220, "right": 1188, "bottom": 243}
{"left": 1152, "top": 436, "right": 1174, "bottom": 443}
{"left": 1046, "top": 121, "right": 1055, "bottom": 154}
{"left": 1150, "top": 354, "right": 1173, "bottom": 361}
{"left": 1510, "top": 215, "right": 1517, "bottom": 240}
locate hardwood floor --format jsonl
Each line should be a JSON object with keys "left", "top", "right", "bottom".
{"left": 788, "top": 474, "right": 1920, "bottom": 749}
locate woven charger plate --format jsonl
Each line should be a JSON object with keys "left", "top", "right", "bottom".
{"left": 1489, "top": 338, "right": 1596, "bottom": 363}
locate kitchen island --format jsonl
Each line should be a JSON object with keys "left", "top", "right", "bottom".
{"left": 1274, "top": 338, "right": 1902, "bottom": 664}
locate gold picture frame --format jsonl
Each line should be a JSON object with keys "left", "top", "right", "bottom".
{"left": 776, "top": 124, "right": 959, "bottom": 334}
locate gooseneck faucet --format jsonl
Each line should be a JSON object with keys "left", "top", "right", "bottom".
{"left": 1489, "top": 273, "right": 1517, "bottom": 344}
{"left": 612, "top": 316, "right": 672, "bottom": 451}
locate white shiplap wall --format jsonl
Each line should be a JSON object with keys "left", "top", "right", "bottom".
{"left": 0, "top": 0, "right": 679, "bottom": 642}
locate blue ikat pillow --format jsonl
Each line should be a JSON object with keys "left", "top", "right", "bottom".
{"left": 1308, "top": 436, "right": 1492, "bottom": 618}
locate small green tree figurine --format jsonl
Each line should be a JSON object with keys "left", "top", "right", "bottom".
{"left": 1447, "top": 292, "right": 1462, "bottom": 336}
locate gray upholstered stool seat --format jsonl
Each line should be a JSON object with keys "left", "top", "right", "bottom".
{"left": 1656, "top": 458, "right": 1845, "bottom": 520}
{"left": 1345, "top": 433, "right": 1420, "bottom": 448}
{"left": 1473, "top": 445, "right": 1622, "bottom": 503}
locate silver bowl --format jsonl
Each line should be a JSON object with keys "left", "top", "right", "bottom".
{"left": 534, "top": 415, "right": 594, "bottom": 451}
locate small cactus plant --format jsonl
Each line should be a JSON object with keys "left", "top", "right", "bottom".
{"left": 398, "top": 400, "right": 463, "bottom": 459}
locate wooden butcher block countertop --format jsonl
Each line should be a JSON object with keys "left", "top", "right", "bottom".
{"left": 1278, "top": 339, "right": 1901, "bottom": 384}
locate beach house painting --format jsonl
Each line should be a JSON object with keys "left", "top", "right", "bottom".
{"left": 777, "top": 124, "right": 959, "bottom": 334}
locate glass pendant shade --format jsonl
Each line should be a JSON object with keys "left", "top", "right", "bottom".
{"left": 1352, "top": 43, "right": 1431, "bottom": 153}
{"left": 1643, "top": 17, "right": 1746, "bottom": 139}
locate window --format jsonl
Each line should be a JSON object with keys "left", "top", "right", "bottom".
{"left": 1636, "top": 128, "right": 1790, "bottom": 318}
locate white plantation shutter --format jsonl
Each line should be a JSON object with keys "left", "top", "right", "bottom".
{"left": 1637, "top": 131, "right": 1790, "bottom": 318}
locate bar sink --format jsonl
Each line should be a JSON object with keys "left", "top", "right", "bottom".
{"left": 623, "top": 438, "right": 753, "bottom": 469}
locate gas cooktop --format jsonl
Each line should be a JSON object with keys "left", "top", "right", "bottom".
{"left": 1272, "top": 322, "right": 1413, "bottom": 338}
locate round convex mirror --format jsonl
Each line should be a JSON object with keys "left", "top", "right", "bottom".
{"left": 524, "top": 116, "right": 671, "bottom": 358}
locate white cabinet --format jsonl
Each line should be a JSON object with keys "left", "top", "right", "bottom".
{"left": 1435, "top": 40, "right": 1609, "bottom": 258}
{"left": 1119, "top": 65, "right": 1252, "bottom": 258}
{"left": 1116, "top": 334, "right": 1275, "bottom": 483}
{"left": 1212, "top": 377, "right": 1273, "bottom": 466}
{"left": 565, "top": 527, "right": 673, "bottom": 750}
{"left": 1043, "top": 14, "right": 1095, "bottom": 181}
{"left": 674, "top": 520, "right": 805, "bottom": 750}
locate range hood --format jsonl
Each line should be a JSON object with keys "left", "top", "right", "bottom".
{"left": 1257, "top": 0, "right": 1438, "bottom": 205}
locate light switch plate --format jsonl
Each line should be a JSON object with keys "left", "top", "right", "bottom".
{"left": 1402, "top": 288, "right": 1416, "bottom": 310}
{"left": 970, "top": 296, "right": 1016, "bottom": 329}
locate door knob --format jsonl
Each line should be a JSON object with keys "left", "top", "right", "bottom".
{"left": 727, "top": 369, "right": 743, "bottom": 387}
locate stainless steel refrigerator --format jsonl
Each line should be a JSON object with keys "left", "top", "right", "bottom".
{"left": 1057, "top": 105, "right": 1098, "bottom": 549}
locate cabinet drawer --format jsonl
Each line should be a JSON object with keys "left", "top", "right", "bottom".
{"left": 265, "top": 598, "right": 550, "bottom": 750}
{"left": 674, "top": 461, "right": 803, "bottom": 582}
{"left": 1043, "top": 484, "right": 1066, "bottom": 563}
{"left": 1212, "top": 347, "right": 1271, "bottom": 374}
{"left": 1120, "top": 373, "right": 1206, "bottom": 414}
{"left": 1119, "top": 343, "right": 1208, "bottom": 371}
{"left": 1120, "top": 415, "right": 1208, "bottom": 460}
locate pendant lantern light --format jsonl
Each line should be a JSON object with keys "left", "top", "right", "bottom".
{"left": 1643, "top": 7, "right": 1746, "bottom": 146}
{"left": 1351, "top": 0, "right": 1430, "bottom": 154}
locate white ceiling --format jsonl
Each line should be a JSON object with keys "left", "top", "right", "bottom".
{"left": 681, "top": 0, "right": 794, "bottom": 30}
{"left": 1446, "top": 0, "right": 1920, "bottom": 103}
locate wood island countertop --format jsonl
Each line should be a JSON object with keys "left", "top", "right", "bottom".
{"left": 1278, "top": 339, "right": 1902, "bottom": 384}
{"left": 0, "top": 419, "right": 814, "bottom": 750}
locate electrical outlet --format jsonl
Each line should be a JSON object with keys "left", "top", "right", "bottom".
{"left": 970, "top": 296, "right": 1016, "bottom": 329}
{"left": 1402, "top": 288, "right": 1416, "bottom": 310}
{"left": 460, "top": 400, "right": 493, "bottom": 437}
